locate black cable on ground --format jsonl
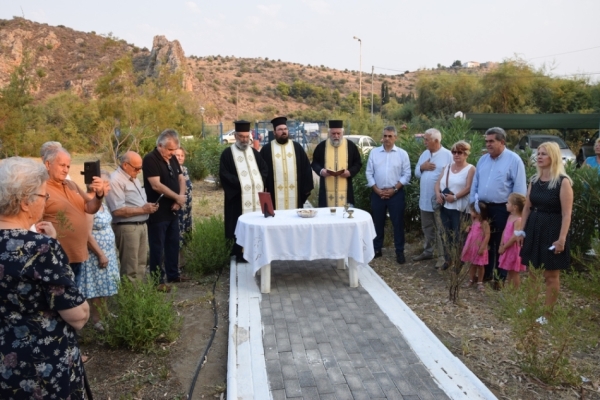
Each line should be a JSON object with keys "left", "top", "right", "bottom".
{"left": 187, "top": 267, "right": 223, "bottom": 399}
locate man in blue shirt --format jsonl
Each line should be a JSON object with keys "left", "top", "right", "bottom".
{"left": 470, "top": 127, "right": 527, "bottom": 281}
{"left": 366, "top": 126, "right": 412, "bottom": 264}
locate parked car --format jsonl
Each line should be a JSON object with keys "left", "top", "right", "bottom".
{"left": 221, "top": 129, "right": 236, "bottom": 144}
{"left": 514, "top": 134, "right": 576, "bottom": 165}
{"left": 576, "top": 130, "right": 599, "bottom": 166}
{"left": 251, "top": 128, "right": 268, "bottom": 141}
{"left": 346, "top": 135, "right": 378, "bottom": 155}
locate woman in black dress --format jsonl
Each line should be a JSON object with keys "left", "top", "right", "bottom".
{"left": 519, "top": 142, "right": 573, "bottom": 312}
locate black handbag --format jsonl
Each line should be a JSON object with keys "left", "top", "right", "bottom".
{"left": 431, "top": 165, "right": 452, "bottom": 210}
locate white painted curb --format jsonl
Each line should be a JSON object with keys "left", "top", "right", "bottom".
{"left": 359, "top": 264, "right": 497, "bottom": 400}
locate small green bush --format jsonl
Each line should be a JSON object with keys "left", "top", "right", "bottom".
{"left": 184, "top": 216, "right": 232, "bottom": 275}
{"left": 494, "top": 268, "right": 592, "bottom": 385}
{"left": 100, "top": 276, "right": 181, "bottom": 352}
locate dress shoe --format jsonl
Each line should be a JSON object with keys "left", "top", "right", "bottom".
{"left": 396, "top": 254, "right": 406, "bottom": 264}
{"left": 412, "top": 252, "right": 433, "bottom": 262}
{"left": 156, "top": 283, "right": 172, "bottom": 293}
{"left": 441, "top": 262, "right": 450, "bottom": 271}
{"left": 374, "top": 250, "right": 382, "bottom": 259}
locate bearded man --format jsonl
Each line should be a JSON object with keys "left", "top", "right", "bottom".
{"left": 259, "top": 116, "right": 314, "bottom": 209}
{"left": 219, "top": 120, "right": 269, "bottom": 262}
{"left": 311, "top": 120, "right": 362, "bottom": 207}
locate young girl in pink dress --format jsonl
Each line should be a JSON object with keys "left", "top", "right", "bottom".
{"left": 498, "top": 193, "right": 527, "bottom": 288}
{"left": 462, "top": 201, "right": 490, "bottom": 292}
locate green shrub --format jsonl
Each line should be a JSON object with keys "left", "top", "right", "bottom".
{"left": 186, "top": 136, "right": 227, "bottom": 184}
{"left": 493, "top": 268, "right": 593, "bottom": 385}
{"left": 184, "top": 216, "right": 232, "bottom": 275}
{"left": 100, "top": 275, "right": 181, "bottom": 352}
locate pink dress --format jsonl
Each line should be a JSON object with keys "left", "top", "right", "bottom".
{"left": 461, "top": 220, "right": 489, "bottom": 266}
{"left": 498, "top": 217, "right": 526, "bottom": 272}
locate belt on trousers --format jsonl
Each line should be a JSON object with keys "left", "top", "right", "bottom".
{"left": 483, "top": 202, "right": 505, "bottom": 206}
{"left": 113, "top": 221, "right": 147, "bottom": 225}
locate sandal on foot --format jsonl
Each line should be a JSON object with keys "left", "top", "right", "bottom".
{"left": 477, "top": 282, "right": 485, "bottom": 292}
{"left": 463, "top": 280, "right": 475, "bottom": 288}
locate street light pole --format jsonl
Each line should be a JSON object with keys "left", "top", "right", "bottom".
{"left": 371, "top": 66, "right": 374, "bottom": 120}
{"left": 353, "top": 36, "right": 362, "bottom": 114}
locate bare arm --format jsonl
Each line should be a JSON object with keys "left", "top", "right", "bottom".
{"left": 517, "top": 183, "right": 532, "bottom": 246}
{"left": 86, "top": 212, "right": 108, "bottom": 268}
{"left": 58, "top": 301, "right": 90, "bottom": 331}
{"left": 434, "top": 167, "right": 445, "bottom": 205}
{"left": 554, "top": 178, "right": 573, "bottom": 254}
{"left": 111, "top": 203, "right": 158, "bottom": 218}
{"left": 83, "top": 177, "right": 108, "bottom": 214}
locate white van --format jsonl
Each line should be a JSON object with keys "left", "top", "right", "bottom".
{"left": 301, "top": 123, "right": 320, "bottom": 136}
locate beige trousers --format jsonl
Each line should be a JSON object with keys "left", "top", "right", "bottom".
{"left": 112, "top": 223, "right": 148, "bottom": 282}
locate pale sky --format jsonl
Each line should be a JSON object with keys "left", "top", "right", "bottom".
{"left": 2, "top": 0, "right": 599, "bottom": 80}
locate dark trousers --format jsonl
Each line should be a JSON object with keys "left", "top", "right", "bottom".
{"left": 440, "top": 207, "right": 468, "bottom": 262}
{"left": 148, "top": 218, "right": 180, "bottom": 283}
{"left": 484, "top": 203, "right": 509, "bottom": 281}
{"left": 371, "top": 189, "right": 406, "bottom": 256}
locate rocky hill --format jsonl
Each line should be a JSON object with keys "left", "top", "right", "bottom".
{"left": 0, "top": 17, "right": 427, "bottom": 122}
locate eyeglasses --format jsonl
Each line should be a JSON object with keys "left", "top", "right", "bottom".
{"left": 383, "top": 135, "right": 394, "bottom": 138}
{"left": 126, "top": 162, "right": 142, "bottom": 172}
{"left": 35, "top": 193, "right": 50, "bottom": 201}
{"left": 451, "top": 150, "right": 465, "bottom": 155}
{"left": 167, "top": 164, "right": 173, "bottom": 177}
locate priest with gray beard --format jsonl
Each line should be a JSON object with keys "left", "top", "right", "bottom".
{"left": 219, "top": 120, "right": 268, "bottom": 263}
{"left": 260, "top": 116, "right": 314, "bottom": 209}
{"left": 311, "top": 120, "right": 362, "bottom": 207}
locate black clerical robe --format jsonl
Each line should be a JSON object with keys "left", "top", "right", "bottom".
{"left": 260, "top": 140, "right": 314, "bottom": 209}
{"left": 311, "top": 139, "right": 362, "bottom": 207}
{"left": 219, "top": 146, "right": 268, "bottom": 240}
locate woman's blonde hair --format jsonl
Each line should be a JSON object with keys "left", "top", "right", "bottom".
{"left": 451, "top": 140, "right": 471, "bottom": 156}
{"left": 531, "top": 142, "right": 572, "bottom": 189}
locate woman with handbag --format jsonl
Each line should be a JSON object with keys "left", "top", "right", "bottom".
{"left": 434, "top": 141, "right": 476, "bottom": 270}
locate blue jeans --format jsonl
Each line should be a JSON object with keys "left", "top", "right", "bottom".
{"left": 148, "top": 218, "right": 180, "bottom": 283}
{"left": 371, "top": 189, "right": 406, "bottom": 256}
{"left": 440, "top": 207, "right": 468, "bottom": 262}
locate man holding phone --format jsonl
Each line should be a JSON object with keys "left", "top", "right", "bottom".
{"left": 143, "top": 129, "right": 188, "bottom": 286}
{"left": 106, "top": 151, "right": 159, "bottom": 283}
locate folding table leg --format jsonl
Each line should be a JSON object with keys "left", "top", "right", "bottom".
{"left": 348, "top": 259, "right": 359, "bottom": 288}
{"left": 260, "top": 264, "right": 271, "bottom": 293}
{"left": 336, "top": 258, "right": 346, "bottom": 270}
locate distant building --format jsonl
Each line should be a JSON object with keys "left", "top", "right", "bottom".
{"left": 462, "top": 61, "right": 480, "bottom": 68}
{"left": 481, "top": 61, "right": 498, "bottom": 69}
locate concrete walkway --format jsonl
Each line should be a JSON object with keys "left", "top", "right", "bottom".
{"left": 228, "top": 259, "right": 497, "bottom": 400}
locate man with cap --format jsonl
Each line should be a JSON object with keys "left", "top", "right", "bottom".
{"left": 311, "top": 120, "right": 362, "bottom": 207}
{"left": 219, "top": 120, "right": 269, "bottom": 262}
{"left": 260, "top": 116, "right": 314, "bottom": 209}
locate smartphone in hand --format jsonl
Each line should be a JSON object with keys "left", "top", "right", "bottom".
{"left": 155, "top": 194, "right": 164, "bottom": 205}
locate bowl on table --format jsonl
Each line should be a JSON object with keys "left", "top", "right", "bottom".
{"left": 297, "top": 209, "right": 318, "bottom": 218}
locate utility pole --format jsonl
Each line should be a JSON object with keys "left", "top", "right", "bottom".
{"left": 353, "top": 36, "right": 362, "bottom": 114}
{"left": 371, "top": 66, "right": 374, "bottom": 120}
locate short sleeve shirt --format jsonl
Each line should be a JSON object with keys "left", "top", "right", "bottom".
{"left": 142, "top": 147, "right": 182, "bottom": 222}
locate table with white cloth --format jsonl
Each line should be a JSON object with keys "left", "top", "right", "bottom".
{"left": 234, "top": 207, "right": 377, "bottom": 293}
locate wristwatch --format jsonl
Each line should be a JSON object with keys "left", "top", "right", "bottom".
{"left": 393, "top": 187, "right": 398, "bottom": 193}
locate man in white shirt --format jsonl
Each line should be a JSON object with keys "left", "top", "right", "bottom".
{"left": 413, "top": 128, "right": 453, "bottom": 262}
{"left": 366, "top": 126, "right": 412, "bottom": 264}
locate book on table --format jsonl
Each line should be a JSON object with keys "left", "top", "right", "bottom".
{"left": 258, "top": 192, "right": 275, "bottom": 217}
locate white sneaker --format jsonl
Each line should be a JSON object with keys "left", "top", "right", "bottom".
{"left": 536, "top": 316, "right": 548, "bottom": 325}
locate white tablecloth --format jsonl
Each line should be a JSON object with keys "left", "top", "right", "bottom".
{"left": 234, "top": 207, "right": 376, "bottom": 275}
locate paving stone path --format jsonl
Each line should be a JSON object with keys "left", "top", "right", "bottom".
{"left": 260, "top": 260, "right": 450, "bottom": 400}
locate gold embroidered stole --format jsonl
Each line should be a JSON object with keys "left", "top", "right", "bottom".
{"left": 231, "top": 145, "right": 264, "bottom": 214}
{"left": 324, "top": 138, "right": 349, "bottom": 207}
{"left": 271, "top": 140, "right": 298, "bottom": 210}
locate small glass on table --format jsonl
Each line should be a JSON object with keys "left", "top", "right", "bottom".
{"left": 330, "top": 207, "right": 337, "bottom": 216}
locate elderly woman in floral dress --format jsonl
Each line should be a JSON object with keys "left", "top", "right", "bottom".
{"left": 0, "top": 157, "right": 89, "bottom": 399}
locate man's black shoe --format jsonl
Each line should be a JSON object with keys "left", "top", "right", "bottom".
{"left": 441, "top": 262, "right": 450, "bottom": 271}
{"left": 396, "top": 254, "right": 406, "bottom": 264}
{"left": 374, "top": 250, "right": 382, "bottom": 259}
